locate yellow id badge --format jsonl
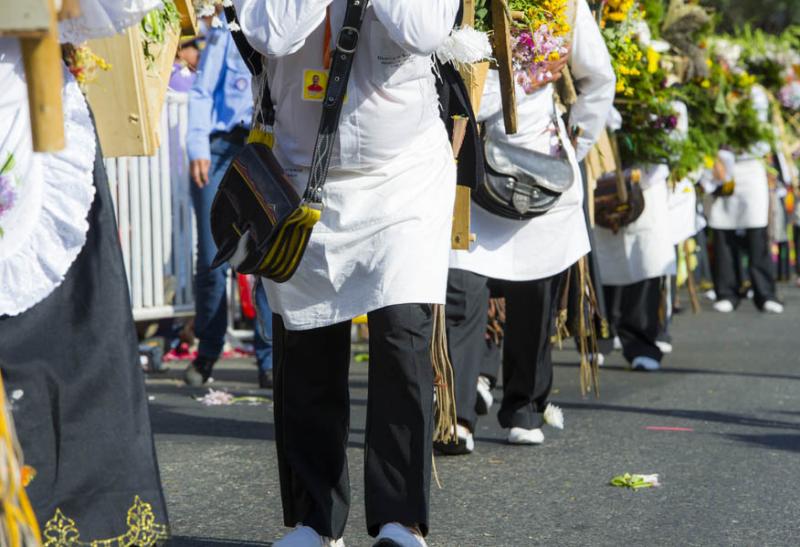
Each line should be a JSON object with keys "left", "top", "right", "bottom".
{"left": 303, "top": 69, "right": 328, "bottom": 102}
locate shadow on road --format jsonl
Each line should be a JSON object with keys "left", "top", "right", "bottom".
{"left": 721, "top": 433, "right": 800, "bottom": 453}
{"left": 557, "top": 401, "right": 800, "bottom": 431}
{"left": 553, "top": 361, "right": 800, "bottom": 382}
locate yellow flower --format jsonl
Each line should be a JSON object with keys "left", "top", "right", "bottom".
{"left": 646, "top": 47, "right": 660, "bottom": 74}
{"left": 701, "top": 79, "right": 711, "bottom": 89}
{"left": 703, "top": 155, "right": 715, "bottom": 169}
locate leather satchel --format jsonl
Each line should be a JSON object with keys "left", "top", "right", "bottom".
{"left": 473, "top": 101, "right": 575, "bottom": 220}
{"left": 593, "top": 168, "right": 645, "bottom": 233}
{"left": 209, "top": 0, "right": 366, "bottom": 282}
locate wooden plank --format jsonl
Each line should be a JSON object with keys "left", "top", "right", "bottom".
{"left": 457, "top": 61, "right": 489, "bottom": 119}
{"left": 0, "top": 0, "right": 50, "bottom": 35}
{"left": 85, "top": 26, "right": 157, "bottom": 157}
{"left": 19, "top": 0, "right": 64, "bottom": 152}
{"left": 491, "top": 0, "right": 517, "bottom": 134}
{"left": 174, "top": 0, "right": 198, "bottom": 36}
{"left": 143, "top": 23, "right": 180, "bottom": 150}
{"left": 462, "top": 0, "right": 476, "bottom": 27}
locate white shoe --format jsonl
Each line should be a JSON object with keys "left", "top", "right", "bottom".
{"left": 713, "top": 300, "right": 734, "bottom": 313}
{"left": 762, "top": 300, "right": 784, "bottom": 314}
{"left": 373, "top": 523, "right": 427, "bottom": 547}
{"left": 631, "top": 356, "right": 660, "bottom": 372}
{"left": 613, "top": 336, "right": 623, "bottom": 351}
{"left": 507, "top": 427, "right": 545, "bottom": 445}
{"left": 475, "top": 375, "right": 493, "bottom": 415}
{"left": 704, "top": 289, "right": 717, "bottom": 302}
{"left": 746, "top": 289, "right": 754, "bottom": 300}
{"left": 655, "top": 340, "right": 673, "bottom": 354}
{"left": 274, "top": 525, "right": 344, "bottom": 547}
{"left": 586, "top": 353, "right": 605, "bottom": 367}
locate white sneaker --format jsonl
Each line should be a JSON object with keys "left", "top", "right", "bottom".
{"left": 713, "top": 300, "right": 734, "bottom": 313}
{"left": 475, "top": 375, "right": 493, "bottom": 415}
{"left": 586, "top": 353, "right": 605, "bottom": 367}
{"left": 655, "top": 340, "right": 673, "bottom": 354}
{"left": 507, "top": 427, "right": 545, "bottom": 445}
{"left": 612, "top": 336, "right": 623, "bottom": 351}
{"left": 704, "top": 289, "right": 717, "bottom": 302}
{"left": 373, "top": 523, "right": 427, "bottom": 547}
{"left": 274, "top": 525, "right": 344, "bottom": 547}
{"left": 762, "top": 300, "right": 784, "bottom": 314}
{"left": 631, "top": 356, "right": 660, "bottom": 372}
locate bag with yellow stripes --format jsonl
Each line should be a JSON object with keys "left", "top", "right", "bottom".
{"left": 209, "top": 0, "right": 367, "bottom": 282}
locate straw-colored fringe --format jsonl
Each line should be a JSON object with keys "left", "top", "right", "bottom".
{"left": 576, "top": 257, "right": 601, "bottom": 397}
{"left": 430, "top": 304, "right": 458, "bottom": 444}
{"left": 0, "top": 375, "right": 42, "bottom": 546}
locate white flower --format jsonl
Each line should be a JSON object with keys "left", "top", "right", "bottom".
{"left": 227, "top": 21, "right": 241, "bottom": 32}
{"left": 637, "top": 474, "right": 661, "bottom": 487}
{"left": 435, "top": 26, "right": 493, "bottom": 67}
{"left": 197, "top": 388, "right": 234, "bottom": 406}
{"left": 211, "top": 15, "right": 224, "bottom": 28}
{"left": 222, "top": 0, "right": 233, "bottom": 6}
{"left": 543, "top": 403, "right": 564, "bottom": 430}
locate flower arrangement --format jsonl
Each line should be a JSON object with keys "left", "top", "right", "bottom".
{"left": 193, "top": 0, "right": 236, "bottom": 30}
{"left": 141, "top": 1, "right": 182, "bottom": 68}
{"left": 475, "top": 0, "right": 572, "bottom": 94}
{"left": 596, "top": 1, "right": 684, "bottom": 168}
{"left": 63, "top": 45, "right": 112, "bottom": 91}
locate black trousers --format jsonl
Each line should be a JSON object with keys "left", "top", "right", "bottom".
{"left": 603, "top": 277, "right": 664, "bottom": 363}
{"left": 445, "top": 269, "right": 490, "bottom": 431}
{"left": 795, "top": 225, "right": 800, "bottom": 276}
{"left": 712, "top": 227, "right": 776, "bottom": 308}
{"left": 272, "top": 304, "right": 434, "bottom": 539}
{"left": 498, "top": 271, "right": 566, "bottom": 430}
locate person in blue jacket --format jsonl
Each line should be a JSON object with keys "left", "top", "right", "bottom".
{"left": 185, "top": 22, "right": 273, "bottom": 388}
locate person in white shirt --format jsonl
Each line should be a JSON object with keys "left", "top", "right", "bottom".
{"left": 232, "top": 1, "right": 459, "bottom": 545}
{"left": 706, "top": 86, "right": 783, "bottom": 314}
{"left": 440, "top": 0, "right": 615, "bottom": 451}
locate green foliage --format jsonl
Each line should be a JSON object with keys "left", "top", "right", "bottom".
{"left": 700, "top": 0, "right": 800, "bottom": 33}
{"left": 140, "top": 1, "right": 181, "bottom": 68}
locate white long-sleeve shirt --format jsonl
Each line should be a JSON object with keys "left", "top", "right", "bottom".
{"left": 233, "top": 0, "right": 459, "bottom": 169}
{"left": 450, "top": 0, "right": 616, "bottom": 281}
{"left": 233, "top": 0, "right": 459, "bottom": 329}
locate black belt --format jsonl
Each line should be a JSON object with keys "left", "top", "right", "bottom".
{"left": 211, "top": 126, "right": 250, "bottom": 145}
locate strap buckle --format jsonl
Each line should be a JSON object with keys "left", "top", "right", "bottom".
{"left": 337, "top": 26, "right": 360, "bottom": 54}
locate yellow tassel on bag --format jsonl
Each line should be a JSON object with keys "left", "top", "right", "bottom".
{"left": 0, "top": 375, "right": 42, "bottom": 546}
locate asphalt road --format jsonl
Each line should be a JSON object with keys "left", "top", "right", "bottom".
{"left": 150, "top": 287, "right": 800, "bottom": 547}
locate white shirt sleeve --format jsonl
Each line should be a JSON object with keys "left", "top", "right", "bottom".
{"left": 232, "top": 0, "right": 332, "bottom": 57}
{"left": 371, "top": 0, "right": 459, "bottom": 56}
{"left": 568, "top": 0, "right": 616, "bottom": 162}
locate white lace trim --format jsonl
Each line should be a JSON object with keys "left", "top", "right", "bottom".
{"left": 0, "top": 70, "right": 96, "bottom": 317}
{"left": 59, "top": 0, "right": 163, "bottom": 44}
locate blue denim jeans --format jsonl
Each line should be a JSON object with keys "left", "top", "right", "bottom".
{"left": 190, "top": 134, "right": 273, "bottom": 372}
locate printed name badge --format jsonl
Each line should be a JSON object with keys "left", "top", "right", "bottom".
{"left": 303, "top": 69, "right": 328, "bottom": 102}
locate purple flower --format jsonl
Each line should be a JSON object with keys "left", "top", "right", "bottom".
{"left": 666, "top": 115, "right": 679, "bottom": 130}
{"left": 0, "top": 174, "right": 15, "bottom": 218}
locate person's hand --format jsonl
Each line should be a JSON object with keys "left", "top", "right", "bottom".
{"left": 191, "top": 159, "right": 211, "bottom": 188}
{"left": 541, "top": 44, "right": 572, "bottom": 83}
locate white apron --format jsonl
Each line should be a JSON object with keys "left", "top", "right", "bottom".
{"left": 668, "top": 178, "right": 698, "bottom": 245}
{"left": 264, "top": 123, "right": 456, "bottom": 330}
{"left": 449, "top": 75, "right": 588, "bottom": 281}
{"left": 0, "top": 40, "right": 96, "bottom": 316}
{"left": 595, "top": 164, "right": 676, "bottom": 286}
{"left": 707, "top": 158, "right": 770, "bottom": 230}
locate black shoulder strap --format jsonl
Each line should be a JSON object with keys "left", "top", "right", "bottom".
{"left": 223, "top": 5, "right": 275, "bottom": 126}
{"left": 303, "top": 0, "right": 368, "bottom": 203}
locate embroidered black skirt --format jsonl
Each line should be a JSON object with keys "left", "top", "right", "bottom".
{"left": 0, "top": 142, "right": 169, "bottom": 545}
